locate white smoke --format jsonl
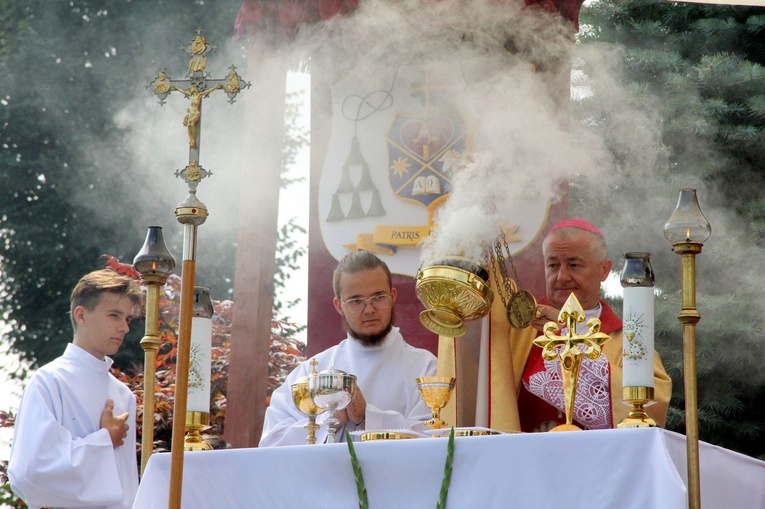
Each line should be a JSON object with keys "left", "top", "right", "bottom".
{"left": 293, "top": 0, "right": 617, "bottom": 265}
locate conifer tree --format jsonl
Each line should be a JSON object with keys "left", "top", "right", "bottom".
{"left": 0, "top": 0, "right": 307, "bottom": 374}
{"left": 576, "top": 0, "right": 765, "bottom": 458}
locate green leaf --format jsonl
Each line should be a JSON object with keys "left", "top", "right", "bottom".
{"left": 345, "top": 429, "right": 368, "bottom": 509}
{"left": 436, "top": 427, "right": 455, "bottom": 509}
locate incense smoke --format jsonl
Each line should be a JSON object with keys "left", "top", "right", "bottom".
{"left": 287, "top": 0, "right": 765, "bottom": 388}
{"left": 294, "top": 0, "right": 615, "bottom": 264}
{"left": 10, "top": 0, "right": 765, "bottom": 390}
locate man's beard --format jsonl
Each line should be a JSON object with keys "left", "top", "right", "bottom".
{"left": 345, "top": 309, "right": 395, "bottom": 347}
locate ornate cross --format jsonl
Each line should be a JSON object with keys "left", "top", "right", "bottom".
{"left": 144, "top": 29, "right": 250, "bottom": 509}
{"left": 146, "top": 28, "right": 250, "bottom": 190}
{"left": 533, "top": 292, "right": 610, "bottom": 431}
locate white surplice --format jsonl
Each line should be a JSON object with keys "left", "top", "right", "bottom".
{"left": 260, "top": 327, "right": 437, "bottom": 446}
{"left": 9, "top": 343, "right": 138, "bottom": 509}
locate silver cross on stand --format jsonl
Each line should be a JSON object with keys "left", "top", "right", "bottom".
{"left": 146, "top": 28, "right": 250, "bottom": 190}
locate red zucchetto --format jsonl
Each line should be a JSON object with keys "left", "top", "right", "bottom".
{"left": 548, "top": 218, "right": 603, "bottom": 238}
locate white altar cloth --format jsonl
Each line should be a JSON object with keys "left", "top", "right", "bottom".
{"left": 133, "top": 428, "right": 765, "bottom": 509}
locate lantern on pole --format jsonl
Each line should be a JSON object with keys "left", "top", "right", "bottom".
{"left": 664, "top": 188, "right": 711, "bottom": 509}
{"left": 133, "top": 226, "right": 176, "bottom": 476}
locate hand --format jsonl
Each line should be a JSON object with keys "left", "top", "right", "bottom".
{"left": 338, "top": 387, "right": 367, "bottom": 428}
{"left": 100, "top": 399, "right": 130, "bottom": 448}
{"left": 532, "top": 305, "right": 559, "bottom": 332}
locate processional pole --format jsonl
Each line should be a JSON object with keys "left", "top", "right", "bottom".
{"left": 133, "top": 226, "right": 176, "bottom": 476}
{"left": 146, "top": 29, "right": 249, "bottom": 509}
{"left": 664, "top": 188, "right": 711, "bottom": 509}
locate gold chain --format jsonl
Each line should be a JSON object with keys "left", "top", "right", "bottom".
{"left": 490, "top": 231, "right": 523, "bottom": 305}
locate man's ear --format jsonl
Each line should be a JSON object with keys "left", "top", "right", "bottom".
{"left": 333, "top": 297, "right": 343, "bottom": 316}
{"left": 72, "top": 305, "right": 87, "bottom": 326}
{"left": 390, "top": 286, "right": 397, "bottom": 304}
{"left": 600, "top": 259, "right": 613, "bottom": 282}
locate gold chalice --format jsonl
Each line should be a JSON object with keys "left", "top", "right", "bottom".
{"left": 291, "top": 376, "right": 325, "bottom": 445}
{"left": 415, "top": 257, "right": 493, "bottom": 337}
{"left": 416, "top": 376, "right": 456, "bottom": 429}
{"left": 309, "top": 366, "right": 357, "bottom": 444}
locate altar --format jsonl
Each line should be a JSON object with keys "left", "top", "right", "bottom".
{"left": 134, "top": 428, "right": 765, "bottom": 509}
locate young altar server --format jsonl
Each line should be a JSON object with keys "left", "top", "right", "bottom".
{"left": 9, "top": 269, "right": 143, "bottom": 509}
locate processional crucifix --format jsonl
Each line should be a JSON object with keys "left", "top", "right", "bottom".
{"left": 148, "top": 29, "right": 250, "bottom": 185}
{"left": 146, "top": 28, "right": 249, "bottom": 509}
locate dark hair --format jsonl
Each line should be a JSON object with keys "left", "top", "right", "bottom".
{"left": 332, "top": 251, "right": 392, "bottom": 298}
{"left": 69, "top": 269, "right": 143, "bottom": 329}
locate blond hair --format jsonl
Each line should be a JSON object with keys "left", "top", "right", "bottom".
{"left": 69, "top": 269, "right": 142, "bottom": 329}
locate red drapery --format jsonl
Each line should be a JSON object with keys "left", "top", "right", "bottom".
{"left": 233, "top": 0, "right": 585, "bottom": 40}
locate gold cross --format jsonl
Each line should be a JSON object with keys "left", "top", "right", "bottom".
{"left": 533, "top": 293, "right": 610, "bottom": 431}
{"left": 146, "top": 29, "right": 250, "bottom": 190}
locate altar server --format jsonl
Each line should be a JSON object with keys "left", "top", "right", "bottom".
{"left": 9, "top": 269, "right": 143, "bottom": 509}
{"left": 260, "top": 251, "right": 437, "bottom": 446}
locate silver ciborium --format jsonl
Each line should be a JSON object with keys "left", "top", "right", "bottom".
{"left": 309, "top": 366, "right": 357, "bottom": 443}
{"left": 415, "top": 256, "right": 494, "bottom": 337}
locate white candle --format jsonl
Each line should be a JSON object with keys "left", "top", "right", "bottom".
{"left": 622, "top": 286, "right": 655, "bottom": 388}
{"left": 187, "top": 315, "right": 212, "bottom": 413}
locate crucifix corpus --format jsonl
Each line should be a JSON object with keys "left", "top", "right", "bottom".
{"left": 145, "top": 29, "right": 249, "bottom": 509}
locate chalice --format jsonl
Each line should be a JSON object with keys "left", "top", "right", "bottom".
{"left": 416, "top": 376, "right": 456, "bottom": 429}
{"left": 309, "top": 366, "right": 357, "bottom": 443}
{"left": 291, "top": 376, "right": 325, "bottom": 445}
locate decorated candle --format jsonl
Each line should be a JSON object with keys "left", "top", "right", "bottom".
{"left": 620, "top": 253, "right": 655, "bottom": 388}
{"left": 187, "top": 286, "right": 213, "bottom": 413}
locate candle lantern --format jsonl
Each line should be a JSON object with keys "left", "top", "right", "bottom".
{"left": 664, "top": 188, "right": 710, "bottom": 509}
{"left": 133, "top": 226, "right": 176, "bottom": 475}
{"left": 184, "top": 286, "right": 214, "bottom": 451}
{"left": 617, "top": 252, "right": 657, "bottom": 428}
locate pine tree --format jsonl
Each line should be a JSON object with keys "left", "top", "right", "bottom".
{"left": 575, "top": 0, "right": 765, "bottom": 458}
{"left": 0, "top": 0, "right": 308, "bottom": 374}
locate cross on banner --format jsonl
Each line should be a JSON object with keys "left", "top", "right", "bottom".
{"left": 146, "top": 28, "right": 250, "bottom": 189}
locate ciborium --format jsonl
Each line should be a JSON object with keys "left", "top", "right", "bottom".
{"left": 415, "top": 256, "right": 493, "bottom": 337}
{"left": 291, "top": 374, "right": 326, "bottom": 445}
{"left": 416, "top": 376, "right": 456, "bottom": 429}
{"left": 309, "top": 366, "right": 357, "bottom": 443}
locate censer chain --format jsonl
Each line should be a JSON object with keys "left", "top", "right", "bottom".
{"left": 490, "top": 231, "right": 523, "bottom": 305}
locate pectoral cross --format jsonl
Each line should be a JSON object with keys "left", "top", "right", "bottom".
{"left": 533, "top": 293, "right": 610, "bottom": 431}
{"left": 146, "top": 28, "right": 250, "bottom": 190}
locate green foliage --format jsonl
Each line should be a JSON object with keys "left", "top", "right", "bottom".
{"left": 579, "top": 0, "right": 765, "bottom": 458}
{"left": 0, "top": 0, "right": 309, "bottom": 375}
{"left": 111, "top": 272, "right": 305, "bottom": 452}
{"left": 437, "top": 427, "right": 455, "bottom": 509}
{"left": 342, "top": 427, "right": 456, "bottom": 509}
{"left": 344, "top": 429, "right": 368, "bottom": 509}
{"left": 273, "top": 217, "right": 308, "bottom": 320}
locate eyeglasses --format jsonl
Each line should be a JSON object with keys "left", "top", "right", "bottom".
{"left": 341, "top": 294, "right": 393, "bottom": 314}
